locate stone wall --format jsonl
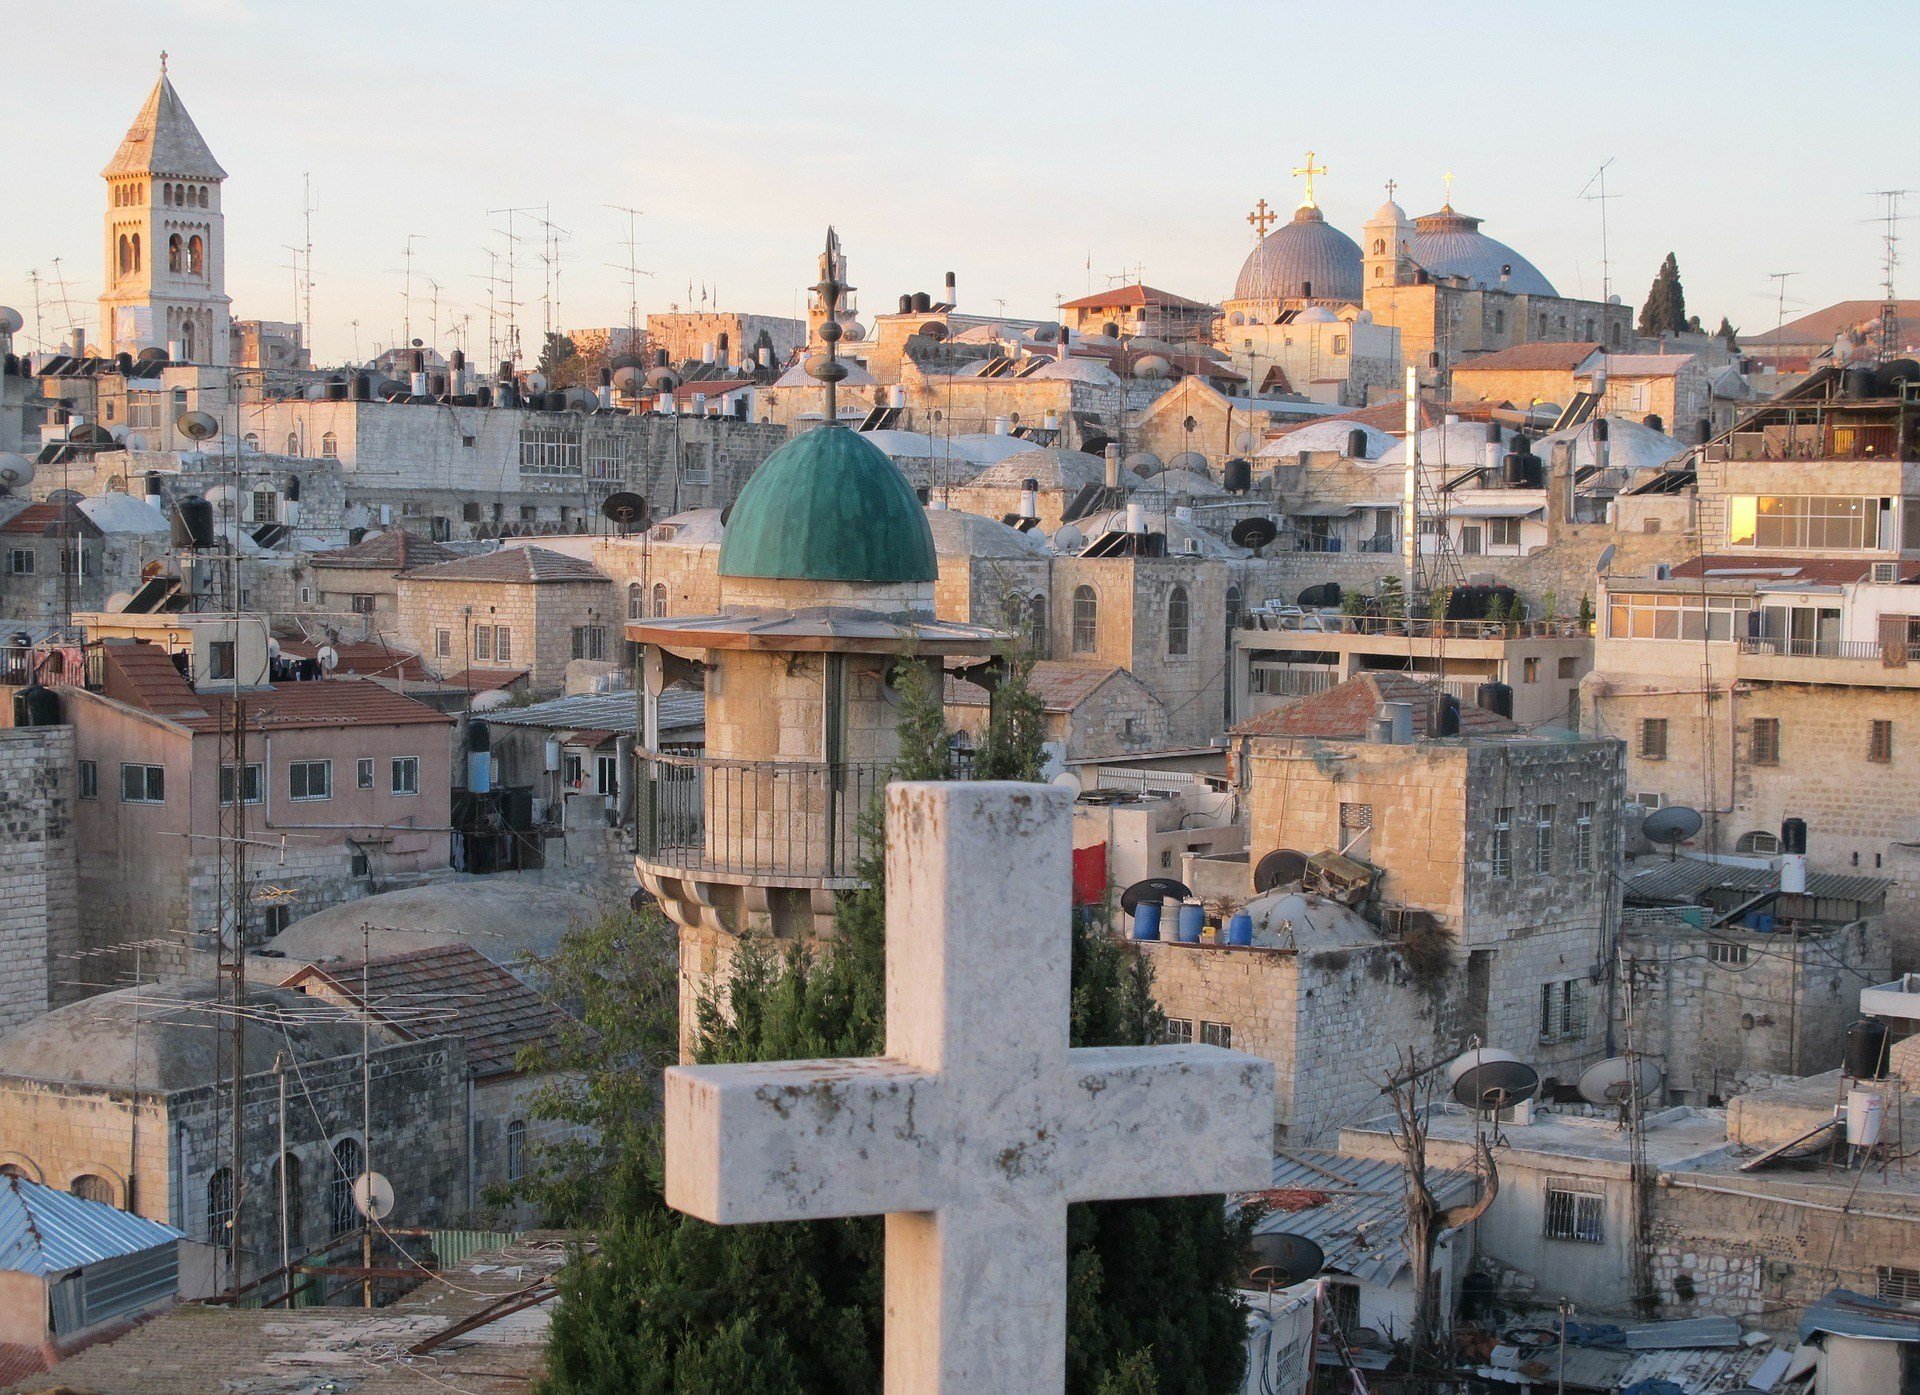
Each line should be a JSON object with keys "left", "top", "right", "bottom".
{"left": 395, "top": 576, "right": 616, "bottom": 695}
{"left": 0, "top": 726, "right": 76, "bottom": 1029}
{"left": 0, "top": 1076, "right": 169, "bottom": 1216}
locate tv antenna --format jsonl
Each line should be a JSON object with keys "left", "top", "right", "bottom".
{"left": 1577, "top": 158, "right": 1619, "bottom": 305}
{"left": 299, "top": 173, "right": 316, "bottom": 353}
{"left": 487, "top": 206, "right": 538, "bottom": 363}
{"left": 1767, "top": 271, "right": 1798, "bottom": 357}
{"left": 605, "top": 204, "right": 653, "bottom": 358}
{"left": 1867, "top": 190, "right": 1913, "bottom": 360}
{"left": 395, "top": 234, "right": 423, "bottom": 349}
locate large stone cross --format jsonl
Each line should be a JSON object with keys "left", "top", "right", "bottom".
{"left": 666, "top": 782, "right": 1275, "bottom": 1394}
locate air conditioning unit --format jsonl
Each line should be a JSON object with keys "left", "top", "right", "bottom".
{"left": 1873, "top": 562, "right": 1899, "bottom": 583}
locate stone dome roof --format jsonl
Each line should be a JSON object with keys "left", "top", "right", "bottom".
{"left": 1256, "top": 419, "right": 1395, "bottom": 463}
{"left": 968, "top": 446, "right": 1107, "bottom": 492}
{"left": 718, "top": 425, "right": 936, "bottom": 583}
{"left": 1233, "top": 205, "right": 1363, "bottom": 303}
{"left": 926, "top": 508, "right": 1055, "bottom": 559}
{"left": 1407, "top": 207, "right": 1557, "bottom": 296}
{"left": 268, "top": 878, "right": 601, "bottom": 967}
{"left": 1369, "top": 199, "right": 1409, "bottom": 225}
{"left": 0, "top": 982, "right": 366, "bottom": 1093}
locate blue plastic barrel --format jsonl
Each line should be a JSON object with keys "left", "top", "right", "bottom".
{"left": 1754, "top": 913, "right": 1775, "bottom": 934}
{"left": 1226, "top": 912, "right": 1254, "bottom": 946}
{"left": 1132, "top": 901, "right": 1162, "bottom": 941}
{"left": 1177, "top": 900, "right": 1205, "bottom": 943}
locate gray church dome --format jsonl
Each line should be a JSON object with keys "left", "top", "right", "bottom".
{"left": 1407, "top": 207, "right": 1557, "bottom": 297}
{"left": 1233, "top": 206, "right": 1363, "bottom": 303}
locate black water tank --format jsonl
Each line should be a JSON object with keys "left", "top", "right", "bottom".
{"left": 325, "top": 378, "right": 347, "bottom": 401}
{"left": 1435, "top": 692, "right": 1461, "bottom": 737}
{"left": 350, "top": 374, "right": 371, "bottom": 401}
{"left": 1879, "top": 358, "right": 1920, "bottom": 392}
{"left": 1347, "top": 428, "right": 1369, "bottom": 459}
{"left": 1780, "top": 817, "right": 1808, "bottom": 855}
{"left": 115, "top": 351, "right": 134, "bottom": 373}
{"left": 476, "top": 385, "right": 493, "bottom": 407}
{"left": 1476, "top": 681, "right": 1514, "bottom": 719}
{"left": 1502, "top": 451, "right": 1527, "bottom": 485}
{"left": 912, "top": 291, "right": 932, "bottom": 313}
{"left": 467, "top": 719, "right": 491, "bottom": 753}
{"left": 170, "top": 497, "right": 215, "bottom": 549}
{"left": 1297, "top": 581, "right": 1342, "bottom": 609}
{"left": 1222, "top": 457, "right": 1252, "bottom": 494}
{"left": 898, "top": 294, "right": 913, "bottom": 313}
{"left": 1846, "top": 1019, "right": 1890, "bottom": 1079}
{"left": 12, "top": 683, "right": 60, "bottom": 728}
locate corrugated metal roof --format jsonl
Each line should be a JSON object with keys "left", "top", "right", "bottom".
{"left": 1624, "top": 859, "right": 1891, "bottom": 907}
{"left": 1246, "top": 1151, "right": 1474, "bottom": 1288}
{"left": 1616, "top": 1339, "right": 1781, "bottom": 1391}
{"left": 1800, "top": 1287, "right": 1920, "bottom": 1342}
{"left": 0, "top": 1176, "right": 182, "bottom": 1277}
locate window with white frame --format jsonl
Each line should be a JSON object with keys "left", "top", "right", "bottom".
{"left": 1488, "top": 516, "right": 1523, "bottom": 548}
{"left": 357, "top": 758, "right": 374, "bottom": 790}
{"left": 473, "top": 625, "right": 492, "bottom": 663}
{"left": 494, "top": 627, "right": 512, "bottom": 663}
{"left": 1727, "top": 495, "right": 1875, "bottom": 551}
{"left": 1878, "top": 1265, "right": 1920, "bottom": 1302}
{"left": 1607, "top": 591, "right": 1749, "bottom": 642}
{"left": 434, "top": 628, "right": 451, "bottom": 660}
{"left": 120, "top": 763, "right": 165, "bottom": 803}
{"left": 1535, "top": 805, "right": 1555, "bottom": 873}
{"left": 1575, "top": 801, "right": 1595, "bottom": 871}
{"left": 7, "top": 548, "right": 34, "bottom": 576}
{"left": 679, "top": 440, "right": 711, "bottom": 483}
{"left": 1544, "top": 1179, "right": 1605, "bottom": 1243}
{"left": 1539, "top": 978, "right": 1585, "bottom": 1043}
{"left": 1709, "top": 941, "right": 1750, "bottom": 966}
{"left": 1163, "top": 1019, "right": 1195, "bottom": 1045}
{"left": 1491, "top": 807, "right": 1513, "bottom": 878}
{"left": 391, "top": 756, "right": 419, "bottom": 795}
{"left": 584, "top": 434, "right": 628, "bottom": 481}
{"left": 1200, "top": 1021, "right": 1232, "bottom": 1048}
{"left": 290, "top": 760, "right": 332, "bottom": 801}
{"left": 596, "top": 754, "right": 618, "bottom": 796}
{"left": 519, "top": 426, "right": 582, "bottom": 476}
{"left": 218, "top": 763, "right": 264, "bottom": 806}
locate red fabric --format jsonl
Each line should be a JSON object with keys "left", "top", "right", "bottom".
{"left": 1072, "top": 843, "right": 1107, "bottom": 907}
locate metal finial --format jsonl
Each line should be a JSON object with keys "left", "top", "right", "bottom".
{"left": 160, "top": 50, "right": 169, "bottom": 75}
{"left": 809, "top": 226, "right": 851, "bottom": 425}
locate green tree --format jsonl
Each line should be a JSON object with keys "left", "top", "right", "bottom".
{"left": 539, "top": 331, "right": 580, "bottom": 381}
{"left": 974, "top": 642, "right": 1048, "bottom": 782}
{"left": 534, "top": 653, "right": 1253, "bottom": 1395}
{"left": 1716, "top": 316, "right": 1740, "bottom": 352}
{"left": 1637, "top": 253, "right": 1688, "bottom": 338}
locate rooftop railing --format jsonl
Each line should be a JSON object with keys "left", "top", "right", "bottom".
{"left": 1239, "top": 612, "right": 1589, "bottom": 641}
{"left": 636, "top": 752, "right": 888, "bottom": 884}
{"left": 1738, "top": 637, "right": 1920, "bottom": 663}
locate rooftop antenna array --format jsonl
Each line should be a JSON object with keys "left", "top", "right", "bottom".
{"left": 1577, "top": 158, "right": 1619, "bottom": 305}
{"left": 396, "top": 233, "right": 422, "bottom": 349}
{"left": 534, "top": 204, "right": 572, "bottom": 347}
{"left": 1868, "top": 189, "right": 1913, "bottom": 361}
{"left": 1767, "top": 271, "right": 1798, "bottom": 358}
{"left": 605, "top": 203, "right": 653, "bottom": 361}
{"left": 486, "top": 206, "right": 538, "bottom": 364}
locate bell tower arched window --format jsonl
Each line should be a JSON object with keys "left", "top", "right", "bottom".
{"left": 169, "top": 235, "right": 183, "bottom": 273}
{"left": 187, "top": 235, "right": 204, "bottom": 277}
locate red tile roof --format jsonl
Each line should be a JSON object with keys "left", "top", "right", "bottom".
{"left": 98, "top": 640, "right": 452, "bottom": 732}
{"left": 1059, "top": 284, "right": 1214, "bottom": 312}
{"left": 275, "top": 636, "right": 434, "bottom": 683}
{"left": 1743, "top": 299, "right": 1920, "bottom": 347}
{"left": 443, "top": 667, "right": 530, "bottom": 693}
{"left": 1667, "top": 554, "right": 1920, "bottom": 586}
{"left": 0, "top": 501, "right": 103, "bottom": 538}
{"left": 402, "top": 546, "right": 609, "bottom": 584}
{"left": 310, "top": 528, "right": 458, "bottom": 571}
{"left": 1452, "top": 342, "right": 1603, "bottom": 374}
{"left": 1232, "top": 671, "right": 1517, "bottom": 740}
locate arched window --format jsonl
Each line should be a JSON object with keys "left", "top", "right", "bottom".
{"left": 1226, "top": 584, "right": 1243, "bottom": 634}
{"left": 1071, "top": 585, "right": 1098, "bottom": 654}
{"left": 168, "top": 235, "right": 183, "bottom": 273}
{"left": 199, "top": 186, "right": 209, "bottom": 208}
{"left": 1166, "top": 585, "right": 1191, "bottom": 657}
{"left": 271, "top": 1153, "right": 304, "bottom": 1245}
{"left": 506, "top": 1120, "right": 528, "bottom": 1182}
{"left": 117, "top": 234, "right": 132, "bottom": 276}
{"left": 161, "top": 183, "right": 171, "bottom": 206}
{"left": 1493, "top": 308, "right": 1505, "bottom": 334}
{"left": 187, "top": 236, "right": 204, "bottom": 276}
{"left": 208, "top": 1167, "right": 235, "bottom": 1246}
{"left": 286, "top": 432, "right": 300, "bottom": 456}
{"left": 1028, "top": 594, "right": 1048, "bottom": 655}
{"left": 627, "top": 583, "right": 643, "bottom": 620}
{"left": 1003, "top": 591, "right": 1027, "bottom": 636}
{"left": 70, "top": 1173, "right": 116, "bottom": 1206}
{"left": 1735, "top": 830, "right": 1781, "bottom": 855}
{"left": 242, "top": 433, "right": 259, "bottom": 451}
{"left": 320, "top": 432, "right": 338, "bottom": 459}
{"left": 652, "top": 582, "right": 669, "bottom": 618}
{"left": 1372, "top": 238, "right": 1385, "bottom": 255}
{"left": 130, "top": 233, "right": 140, "bottom": 272}
{"left": 0, "top": 1163, "right": 29, "bottom": 1180}
{"left": 329, "top": 1138, "right": 363, "bottom": 1237}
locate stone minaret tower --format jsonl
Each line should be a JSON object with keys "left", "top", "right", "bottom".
{"left": 99, "top": 56, "right": 231, "bottom": 365}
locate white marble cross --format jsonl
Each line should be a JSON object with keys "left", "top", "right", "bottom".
{"left": 666, "top": 781, "right": 1275, "bottom": 1394}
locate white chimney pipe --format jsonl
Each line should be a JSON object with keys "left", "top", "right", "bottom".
{"left": 993, "top": 416, "right": 1010, "bottom": 435}
{"left": 410, "top": 371, "right": 428, "bottom": 396}
{"left": 1126, "top": 502, "right": 1147, "bottom": 535}
{"left": 1019, "top": 487, "right": 1039, "bottom": 519}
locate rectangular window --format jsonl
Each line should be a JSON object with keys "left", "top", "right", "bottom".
{"left": 1558, "top": 656, "right": 1577, "bottom": 679}
{"left": 1728, "top": 495, "right": 1875, "bottom": 551}
{"left": 391, "top": 756, "right": 419, "bottom": 795}
{"left": 596, "top": 754, "right": 618, "bottom": 796}
{"left": 290, "top": 760, "right": 332, "bottom": 801}
{"left": 8, "top": 548, "right": 34, "bottom": 576}
{"left": 218, "top": 762, "right": 264, "bottom": 806}
{"left": 1870, "top": 719, "right": 1894, "bottom": 764}
{"left": 1750, "top": 717, "right": 1780, "bottom": 766}
{"left": 518, "top": 425, "right": 583, "bottom": 476}
{"left": 261, "top": 904, "right": 291, "bottom": 938}
{"left": 350, "top": 594, "right": 376, "bottom": 616}
{"left": 1164, "top": 1019, "right": 1195, "bottom": 1045}
{"left": 563, "top": 751, "right": 583, "bottom": 786}
{"left": 1709, "top": 941, "right": 1750, "bottom": 966}
{"left": 120, "top": 763, "right": 165, "bottom": 803}
{"left": 473, "top": 626, "right": 492, "bottom": 663}
{"left": 1606, "top": 592, "right": 1749, "bottom": 642}
{"left": 1200, "top": 1021, "right": 1233, "bottom": 1049}
{"left": 571, "top": 625, "right": 607, "bottom": 662}
{"left": 357, "top": 758, "right": 374, "bottom": 790}
{"left": 1523, "top": 656, "right": 1540, "bottom": 684}
{"left": 1539, "top": 979, "right": 1586, "bottom": 1043}
{"left": 1640, "top": 718, "right": 1668, "bottom": 760}
{"left": 434, "top": 627, "right": 452, "bottom": 660}
{"left": 1491, "top": 807, "right": 1513, "bottom": 878}
{"left": 1535, "top": 805, "right": 1555, "bottom": 874}
{"left": 251, "top": 489, "right": 278, "bottom": 524}
{"left": 1544, "top": 1181, "right": 1605, "bottom": 1243}
{"left": 679, "top": 440, "right": 711, "bottom": 483}
{"left": 207, "top": 640, "right": 235, "bottom": 682}
{"left": 1878, "top": 1265, "right": 1920, "bottom": 1302}
{"left": 77, "top": 759, "right": 98, "bottom": 800}
{"left": 1575, "top": 801, "right": 1596, "bottom": 871}
{"left": 1488, "top": 517, "right": 1523, "bottom": 549}
{"left": 1633, "top": 791, "right": 1663, "bottom": 810}
{"left": 1323, "top": 1281, "right": 1361, "bottom": 1337}
{"left": 494, "top": 627, "right": 512, "bottom": 663}
{"left": 58, "top": 546, "right": 90, "bottom": 576}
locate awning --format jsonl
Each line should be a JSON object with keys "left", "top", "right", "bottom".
{"left": 1287, "top": 503, "right": 1359, "bottom": 517}
{"left": 1447, "top": 501, "right": 1544, "bottom": 519}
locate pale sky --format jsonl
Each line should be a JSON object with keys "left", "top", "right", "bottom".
{"left": 4, "top": 1, "right": 1916, "bottom": 365}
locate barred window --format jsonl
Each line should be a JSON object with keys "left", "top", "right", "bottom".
{"left": 679, "top": 440, "right": 711, "bottom": 483}
{"left": 1544, "top": 1181, "right": 1604, "bottom": 1243}
{"left": 1539, "top": 978, "right": 1585, "bottom": 1043}
{"left": 1878, "top": 1265, "right": 1920, "bottom": 1301}
{"left": 330, "top": 1138, "right": 362, "bottom": 1237}
{"left": 1164, "top": 1019, "right": 1194, "bottom": 1045}
{"left": 1870, "top": 719, "right": 1894, "bottom": 764}
{"left": 1071, "top": 586, "right": 1098, "bottom": 654}
{"left": 1535, "top": 805, "right": 1555, "bottom": 874}
{"left": 1491, "top": 807, "right": 1513, "bottom": 878}
{"left": 519, "top": 426, "right": 582, "bottom": 476}
{"left": 1575, "top": 801, "right": 1596, "bottom": 871}
{"left": 571, "top": 625, "right": 607, "bottom": 661}
{"left": 1640, "top": 718, "right": 1668, "bottom": 760}
{"left": 1750, "top": 718, "right": 1780, "bottom": 766}
{"left": 584, "top": 434, "right": 628, "bottom": 481}
{"left": 207, "top": 1168, "right": 234, "bottom": 1246}
{"left": 1200, "top": 1021, "right": 1233, "bottom": 1049}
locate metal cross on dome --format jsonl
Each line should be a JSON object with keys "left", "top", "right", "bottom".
{"left": 1291, "top": 150, "right": 1327, "bottom": 209}
{"left": 1247, "top": 198, "right": 1276, "bottom": 238}
{"left": 665, "top": 782, "right": 1275, "bottom": 1395}
{"left": 1443, "top": 169, "right": 1457, "bottom": 205}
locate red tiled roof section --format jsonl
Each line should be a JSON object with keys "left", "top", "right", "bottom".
{"left": 1058, "top": 284, "right": 1214, "bottom": 312}
{"left": 402, "top": 545, "right": 609, "bottom": 584}
{"left": 1232, "top": 671, "right": 1517, "bottom": 740}
{"left": 0, "top": 501, "right": 103, "bottom": 537}
{"left": 276, "top": 636, "right": 434, "bottom": 683}
{"left": 443, "top": 667, "right": 529, "bottom": 693}
{"left": 1452, "top": 342, "right": 1603, "bottom": 373}
{"left": 341, "top": 943, "right": 570, "bottom": 1080}
{"left": 98, "top": 641, "right": 452, "bottom": 731}
{"left": 1667, "top": 554, "right": 1920, "bottom": 586}
{"left": 1743, "top": 299, "right": 1920, "bottom": 346}
{"left": 310, "top": 527, "right": 458, "bottom": 571}
{"left": 944, "top": 662, "right": 1121, "bottom": 712}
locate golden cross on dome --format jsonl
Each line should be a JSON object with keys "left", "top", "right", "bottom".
{"left": 1291, "top": 151, "right": 1327, "bottom": 209}
{"left": 1247, "top": 198, "right": 1276, "bottom": 238}
{"left": 1442, "top": 169, "right": 1456, "bottom": 205}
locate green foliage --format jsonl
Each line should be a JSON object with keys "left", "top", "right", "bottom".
{"left": 1637, "top": 253, "right": 1688, "bottom": 338}
{"left": 1717, "top": 316, "right": 1739, "bottom": 352}
{"left": 1339, "top": 589, "right": 1368, "bottom": 618}
{"left": 1542, "top": 589, "right": 1558, "bottom": 623}
{"left": 1579, "top": 592, "right": 1595, "bottom": 629}
{"left": 1425, "top": 586, "right": 1449, "bottom": 622}
{"left": 1484, "top": 592, "right": 1508, "bottom": 625}
{"left": 975, "top": 643, "right": 1049, "bottom": 782}
{"left": 539, "top": 331, "right": 580, "bottom": 380}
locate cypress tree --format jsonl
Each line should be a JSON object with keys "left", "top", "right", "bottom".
{"left": 1637, "top": 254, "right": 1688, "bottom": 338}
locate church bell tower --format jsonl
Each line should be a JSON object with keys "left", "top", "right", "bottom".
{"left": 1363, "top": 188, "right": 1414, "bottom": 290}
{"left": 99, "top": 56, "right": 231, "bottom": 365}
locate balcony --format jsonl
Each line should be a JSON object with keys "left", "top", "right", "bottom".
{"left": 1239, "top": 613, "right": 1589, "bottom": 643}
{"left": 0, "top": 641, "right": 105, "bottom": 692}
{"left": 1736, "top": 635, "right": 1920, "bottom": 687}
{"left": 636, "top": 753, "right": 886, "bottom": 888}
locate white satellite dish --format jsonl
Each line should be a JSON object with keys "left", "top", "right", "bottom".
{"left": 316, "top": 644, "right": 339, "bottom": 672}
{"left": 352, "top": 1170, "right": 395, "bottom": 1221}
{"left": 0, "top": 307, "right": 23, "bottom": 336}
{"left": 1050, "top": 770, "right": 1083, "bottom": 797}
{"left": 1577, "top": 1055, "right": 1662, "bottom": 1108}
{"left": 1053, "top": 523, "right": 1086, "bottom": 552}
{"left": 0, "top": 453, "right": 35, "bottom": 490}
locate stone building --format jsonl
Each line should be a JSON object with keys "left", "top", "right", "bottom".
{"left": 0, "top": 724, "right": 78, "bottom": 1028}
{"left": 1058, "top": 284, "right": 1216, "bottom": 345}
{"left": 305, "top": 527, "right": 456, "bottom": 639}
{"left": 394, "top": 545, "right": 615, "bottom": 697}
{"left": 0, "top": 982, "right": 464, "bottom": 1293}
{"left": 643, "top": 310, "right": 805, "bottom": 370}
{"left": 944, "top": 661, "right": 1168, "bottom": 767}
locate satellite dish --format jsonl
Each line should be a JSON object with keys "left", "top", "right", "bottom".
{"left": 1230, "top": 517, "right": 1280, "bottom": 553}
{"left": 611, "top": 364, "right": 644, "bottom": 394}
{"left": 104, "top": 590, "right": 134, "bottom": 613}
{"left": 1053, "top": 523, "right": 1086, "bottom": 552}
{"left": 352, "top": 1170, "right": 395, "bottom": 1221}
{"left": 1577, "top": 1055, "right": 1662, "bottom": 1108}
{"left": 1050, "top": 770, "right": 1083, "bottom": 797}
{"left": 601, "top": 491, "right": 647, "bottom": 529}
{"left": 1120, "top": 877, "right": 1190, "bottom": 916}
{"left": 315, "top": 644, "right": 340, "bottom": 672}
{"left": 267, "top": 637, "right": 282, "bottom": 660}
{"left": 1246, "top": 1231, "right": 1325, "bottom": 1287}
{"left": 1642, "top": 805, "right": 1703, "bottom": 845}
{"left": 123, "top": 432, "right": 149, "bottom": 452}
{"left": 205, "top": 484, "right": 237, "bottom": 510}
{"left": 0, "top": 307, "right": 22, "bottom": 336}
{"left": 1595, "top": 543, "right": 1616, "bottom": 576}
{"left": 718, "top": 503, "right": 733, "bottom": 527}
{"left": 0, "top": 453, "right": 34, "bottom": 489}
{"left": 176, "top": 410, "right": 220, "bottom": 442}
{"left": 68, "top": 422, "right": 113, "bottom": 445}
{"left": 1253, "top": 849, "right": 1309, "bottom": 893}
{"left": 1447, "top": 1047, "right": 1540, "bottom": 1112}
{"left": 525, "top": 371, "right": 550, "bottom": 394}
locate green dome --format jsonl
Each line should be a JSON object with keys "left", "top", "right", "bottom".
{"left": 719, "top": 426, "right": 937, "bottom": 583}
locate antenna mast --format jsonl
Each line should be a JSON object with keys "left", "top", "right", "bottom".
{"left": 606, "top": 204, "right": 653, "bottom": 358}
{"left": 1578, "top": 159, "right": 1619, "bottom": 305}
{"left": 1870, "top": 189, "right": 1912, "bottom": 361}
{"left": 301, "top": 173, "right": 316, "bottom": 357}
{"left": 487, "top": 207, "right": 537, "bottom": 363}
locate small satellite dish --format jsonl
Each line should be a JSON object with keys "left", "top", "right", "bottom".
{"left": 1050, "top": 770, "right": 1083, "bottom": 797}
{"left": 1642, "top": 805, "right": 1703, "bottom": 845}
{"left": 1253, "top": 848, "right": 1310, "bottom": 893}
{"left": 611, "top": 364, "right": 644, "bottom": 394}
{"left": 1245, "top": 1232, "right": 1325, "bottom": 1287}
{"left": 1120, "top": 877, "right": 1190, "bottom": 916}
{"left": 718, "top": 503, "right": 733, "bottom": 527}
{"left": 267, "top": 637, "right": 282, "bottom": 660}
{"left": 352, "top": 1171, "right": 395, "bottom": 1221}
{"left": 600, "top": 491, "right": 647, "bottom": 530}
{"left": 0, "top": 307, "right": 22, "bottom": 336}
{"left": 176, "top": 410, "right": 220, "bottom": 442}
{"left": 0, "top": 453, "right": 34, "bottom": 489}
{"left": 123, "top": 432, "right": 149, "bottom": 452}
{"left": 68, "top": 422, "right": 113, "bottom": 445}
{"left": 1577, "top": 1056, "right": 1662, "bottom": 1108}
{"left": 1053, "top": 523, "right": 1086, "bottom": 552}
{"left": 1595, "top": 543, "right": 1616, "bottom": 576}
{"left": 1230, "top": 517, "right": 1279, "bottom": 553}
{"left": 525, "top": 371, "right": 550, "bottom": 394}
{"left": 205, "top": 484, "right": 237, "bottom": 510}
{"left": 1447, "top": 1048, "right": 1540, "bottom": 1112}
{"left": 315, "top": 644, "right": 339, "bottom": 672}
